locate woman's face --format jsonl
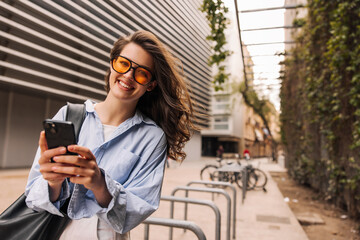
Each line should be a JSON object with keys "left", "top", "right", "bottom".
{"left": 108, "top": 42, "right": 156, "bottom": 106}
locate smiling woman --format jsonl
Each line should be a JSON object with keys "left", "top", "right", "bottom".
{"left": 104, "top": 42, "right": 157, "bottom": 115}
{"left": 24, "top": 30, "right": 197, "bottom": 239}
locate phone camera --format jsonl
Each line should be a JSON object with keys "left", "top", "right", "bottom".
{"left": 45, "top": 122, "right": 57, "bottom": 134}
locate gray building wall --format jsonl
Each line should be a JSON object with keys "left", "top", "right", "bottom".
{"left": 0, "top": 0, "right": 211, "bottom": 168}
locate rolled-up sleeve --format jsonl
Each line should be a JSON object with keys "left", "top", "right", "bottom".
{"left": 25, "top": 106, "right": 70, "bottom": 215}
{"left": 97, "top": 135, "right": 167, "bottom": 233}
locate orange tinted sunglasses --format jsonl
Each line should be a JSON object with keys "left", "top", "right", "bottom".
{"left": 111, "top": 55, "right": 153, "bottom": 85}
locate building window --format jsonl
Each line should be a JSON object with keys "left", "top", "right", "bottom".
{"left": 215, "top": 95, "right": 230, "bottom": 102}
{"left": 215, "top": 116, "right": 228, "bottom": 122}
{"left": 214, "top": 124, "right": 228, "bottom": 130}
{"left": 216, "top": 104, "right": 229, "bottom": 110}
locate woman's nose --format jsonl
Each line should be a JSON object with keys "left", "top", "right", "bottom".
{"left": 123, "top": 68, "right": 135, "bottom": 80}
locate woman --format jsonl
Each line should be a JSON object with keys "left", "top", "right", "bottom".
{"left": 25, "top": 30, "right": 196, "bottom": 239}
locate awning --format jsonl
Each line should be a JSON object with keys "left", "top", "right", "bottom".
{"left": 218, "top": 137, "right": 240, "bottom": 142}
{"left": 254, "top": 129, "right": 264, "bottom": 141}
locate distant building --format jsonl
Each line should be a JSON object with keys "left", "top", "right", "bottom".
{"left": 201, "top": 5, "right": 280, "bottom": 159}
{"left": 0, "top": 1, "right": 211, "bottom": 168}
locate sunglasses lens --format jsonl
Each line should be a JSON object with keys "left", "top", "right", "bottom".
{"left": 113, "top": 56, "right": 130, "bottom": 73}
{"left": 135, "top": 68, "right": 152, "bottom": 85}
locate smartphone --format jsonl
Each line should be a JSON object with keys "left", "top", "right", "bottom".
{"left": 43, "top": 119, "right": 77, "bottom": 156}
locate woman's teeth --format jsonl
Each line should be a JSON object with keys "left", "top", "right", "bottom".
{"left": 119, "top": 80, "right": 131, "bottom": 89}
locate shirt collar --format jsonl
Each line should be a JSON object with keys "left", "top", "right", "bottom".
{"left": 85, "top": 99, "right": 96, "bottom": 112}
{"left": 84, "top": 99, "right": 157, "bottom": 127}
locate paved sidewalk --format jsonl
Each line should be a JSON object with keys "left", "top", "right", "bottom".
{"left": 132, "top": 157, "right": 309, "bottom": 240}
{"left": 0, "top": 168, "right": 29, "bottom": 213}
{"left": 0, "top": 158, "right": 309, "bottom": 240}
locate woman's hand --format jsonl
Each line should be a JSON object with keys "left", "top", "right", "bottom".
{"left": 38, "top": 131, "right": 74, "bottom": 201}
{"left": 51, "top": 145, "right": 112, "bottom": 207}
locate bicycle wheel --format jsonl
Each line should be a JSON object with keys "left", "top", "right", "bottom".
{"left": 253, "top": 168, "right": 268, "bottom": 190}
{"left": 200, "top": 165, "right": 219, "bottom": 184}
{"left": 234, "top": 170, "right": 256, "bottom": 190}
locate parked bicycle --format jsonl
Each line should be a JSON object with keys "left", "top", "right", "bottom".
{"left": 200, "top": 157, "right": 268, "bottom": 192}
{"left": 243, "top": 159, "right": 268, "bottom": 192}
{"left": 200, "top": 158, "right": 240, "bottom": 188}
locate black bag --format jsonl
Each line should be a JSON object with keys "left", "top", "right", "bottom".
{"left": 0, "top": 103, "right": 86, "bottom": 240}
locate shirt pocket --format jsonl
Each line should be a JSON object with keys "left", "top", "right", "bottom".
{"left": 103, "top": 148, "right": 140, "bottom": 184}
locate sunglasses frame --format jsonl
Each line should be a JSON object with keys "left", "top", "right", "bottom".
{"left": 111, "top": 55, "right": 153, "bottom": 86}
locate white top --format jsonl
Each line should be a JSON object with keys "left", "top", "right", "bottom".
{"left": 103, "top": 124, "right": 117, "bottom": 142}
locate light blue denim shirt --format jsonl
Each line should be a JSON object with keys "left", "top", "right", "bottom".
{"left": 25, "top": 100, "right": 167, "bottom": 233}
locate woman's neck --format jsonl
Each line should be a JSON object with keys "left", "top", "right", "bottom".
{"left": 95, "top": 97, "right": 137, "bottom": 126}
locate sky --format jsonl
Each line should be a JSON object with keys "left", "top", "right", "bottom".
{"left": 226, "top": 0, "right": 286, "bottom": 111}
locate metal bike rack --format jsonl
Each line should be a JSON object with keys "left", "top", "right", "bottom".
{"left": 160, "top": 196, "right": 220, "bottom": 240}
{"left": 143, "top": 217, "right": 207, "bottom": 240}
{"left": 232, "top": 166, "right": 248, "bottom": 202}
{"left": 242, "top": 167, "right": 248, "bottom": 200}
{"left": 171, "top": 186, "right": 232, "bottom": 240}
{"left": 186, "top": 180, "right": 237, "bottom": 240}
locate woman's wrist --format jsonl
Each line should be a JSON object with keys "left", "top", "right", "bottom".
{"left": 48, "top": 181, "right": 64, "bottom": 202}
{"left": 93, "top": 174, "right": 112, "bottom": 208}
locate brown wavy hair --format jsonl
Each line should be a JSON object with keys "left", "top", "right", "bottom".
{"left": 104, "top": 30, "right": 197, "bottom": 162}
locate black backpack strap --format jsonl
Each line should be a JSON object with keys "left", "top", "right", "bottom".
{"left": 65, "top": 102, "right": 86, "bottom": 142}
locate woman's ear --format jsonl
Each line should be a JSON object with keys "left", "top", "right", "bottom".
{"left": 146, "top": 81, "right": 157, "bottom": 91}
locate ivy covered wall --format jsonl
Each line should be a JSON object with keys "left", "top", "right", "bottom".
{"left": 281, "top": 0, "right": 360, "bottom": 217}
